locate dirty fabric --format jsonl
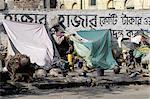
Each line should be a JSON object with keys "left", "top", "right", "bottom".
{"left": 130, "top": 35, "right": 142, "bottom": 44}
{"left": 71, "top": 29, "right": 117, "bottom": 69}
{"left": 142, "top": 53, "right": 150, "bottom": 71}
{"left": 142, "top": 53, "right": 150, "bottom": 64}
{"left": 2, "top": 20, "right": 54, "bottom": 67}
{"left": 133, "top": 45, "right": 150, "bottom": 59}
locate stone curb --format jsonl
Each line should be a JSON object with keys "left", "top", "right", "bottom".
{"left": 32, "top": 78, "right": 150, "bottom": 89}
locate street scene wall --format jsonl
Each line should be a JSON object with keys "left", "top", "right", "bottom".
{"left": 0, "top": 10, "right": 150, "bottom": 39}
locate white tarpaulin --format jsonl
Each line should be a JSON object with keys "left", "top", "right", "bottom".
{"left": 2, "top": 20, "right": 54, "bottom": 67}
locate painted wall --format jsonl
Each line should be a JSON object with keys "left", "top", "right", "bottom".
{"left": 0, "top": 10, "right": 150, "bottom": 40}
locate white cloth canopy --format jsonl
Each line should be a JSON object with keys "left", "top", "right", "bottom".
{"left": 2, "top": 20, "right": 54, "bottom": 67}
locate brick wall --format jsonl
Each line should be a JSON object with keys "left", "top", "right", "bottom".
{"left": 14, "top": 0, "right": 42, "bottom": 10}
{"left": 0, "top": 0, "right": 5, "bottom": 10}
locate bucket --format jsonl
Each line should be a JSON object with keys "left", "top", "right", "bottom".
{"left": 96, "top": 68, "right": 104, "bottom": 76}
{"left": 67, "top": 54, "right": 73, "bottom": 65}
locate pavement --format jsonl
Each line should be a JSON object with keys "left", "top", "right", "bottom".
{"left": 1, "top": 85, "right": 150, "bottom": 99}
{"left": 0, "top": 67, "right": 150, "bottom": 96}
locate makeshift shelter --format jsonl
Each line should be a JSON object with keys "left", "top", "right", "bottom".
{"left": 2, "top": 20, "right": 59, "bottom": 69}
{"left": 69, "top": 29, "right": 117, "bottom": 69}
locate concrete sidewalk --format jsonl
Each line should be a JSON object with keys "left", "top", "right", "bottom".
{"left": 0, "top": 69, "right": 149, "bottom": 96}
{"left": 32, "top": 70, "right": 150, "bottom": 89}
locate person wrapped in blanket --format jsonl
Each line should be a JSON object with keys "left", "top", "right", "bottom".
{"left": 130, "top": 34, "right": 150, "bottom": 73}
{"left": 51, "top": 25, "right": 75, "bottom": 70}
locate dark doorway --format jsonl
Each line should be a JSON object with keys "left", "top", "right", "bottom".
{"left": 50, "top": 0, "right": 57, "bottom": 8}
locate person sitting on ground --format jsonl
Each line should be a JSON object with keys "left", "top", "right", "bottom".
{"left": 51, "top": 27, "right": 75, "bottom": 60}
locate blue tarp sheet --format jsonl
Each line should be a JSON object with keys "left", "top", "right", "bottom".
{"left": 72, "top": 29, "right": 117, "bottom": 69}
